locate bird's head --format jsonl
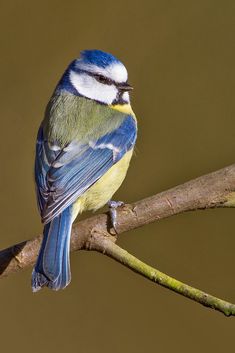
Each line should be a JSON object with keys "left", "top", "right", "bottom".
{"left": 59, "top": 49, "right": 133, "bottom": 105}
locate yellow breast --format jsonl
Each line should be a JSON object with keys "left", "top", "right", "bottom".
{"left": 72, "top": 149, "right": 133, "bottom": 221}
{"left": 72, "top": 103, "right": 136, "bottom": 221}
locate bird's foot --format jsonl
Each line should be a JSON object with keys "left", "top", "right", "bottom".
{"left": 108, "top": 200, "right": 124, "bottom": 233}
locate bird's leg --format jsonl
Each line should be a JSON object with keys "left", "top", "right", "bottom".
{"left": 108, "top": 200, "right": 124, "bottom": 233}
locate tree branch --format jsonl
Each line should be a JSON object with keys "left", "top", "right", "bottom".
{"left": 89, "top": 234, "right": 235, "bottom": 317}
{"left": 1, "top": 164, "right": 235, "bottom": 316}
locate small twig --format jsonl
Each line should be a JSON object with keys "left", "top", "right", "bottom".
{"left": 89, "top": 234, "right": 235, "bottom": 317}
{"left": 0, "top": 164, "right": 235, "bottom": 316}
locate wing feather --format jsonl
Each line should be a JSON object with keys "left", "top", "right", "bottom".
{"left": 35, "top": 115, "right": 137, "bottom": 224}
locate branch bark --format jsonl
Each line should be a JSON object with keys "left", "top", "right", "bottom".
{"left": 1, "top": 164, "right": 235, "bottom": 316}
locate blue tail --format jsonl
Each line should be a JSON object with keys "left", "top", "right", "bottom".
{"left": 32, "top": 206, "right": 73, "bottom": 292}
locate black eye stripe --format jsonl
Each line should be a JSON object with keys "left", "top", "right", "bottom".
{"left": 79, "top": 69, "right": 113, "bottom": 84}
{"left": 78, "top": 69, "right": 128, "bottom": 88}
{"left": 93, "top": 74, "right": 113, "bottom": 85}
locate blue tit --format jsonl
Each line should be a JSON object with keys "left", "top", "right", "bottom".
{"left": 32, "top": 49, "right": 137, "bottom": 291}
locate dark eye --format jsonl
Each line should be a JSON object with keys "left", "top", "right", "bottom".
{"left": 96, "top": 75, "right": 107, "bottom": 83}
{"left": 95, "top": 74, "right": 112, "bottom": 85}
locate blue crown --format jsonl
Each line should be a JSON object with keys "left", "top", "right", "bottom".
{"left": 56, "top": 50, "right": 122, "bottom": 96}
{"left": 80, "top": 49, "right": 120, "bottom": 68}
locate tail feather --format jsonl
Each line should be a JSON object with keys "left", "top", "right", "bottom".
{"left": 32, "top": 206, "right": 72, "bottom": 292}
{"left": 48, "top": 228, "right": 71, "bottom": 290}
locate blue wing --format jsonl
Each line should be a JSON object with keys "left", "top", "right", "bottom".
{"left": 35, "top": 115, "right": 137, "bottom": 224}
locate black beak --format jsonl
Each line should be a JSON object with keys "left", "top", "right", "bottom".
{"left": 118, "top": 82, "right": 133, "bottom": 92}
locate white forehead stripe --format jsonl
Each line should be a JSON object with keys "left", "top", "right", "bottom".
{"left": 106, "top": 63, "right": 128, "bottom": 82}
{"left": 75, "top": 60, "right": 128, "bottom": 83}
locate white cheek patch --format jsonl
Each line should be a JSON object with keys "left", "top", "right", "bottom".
{"left": 75, "top": 60, "right": 128, "bottom": 83}
{"left": 70, "top": 71, "right": 118, "bottom": 104}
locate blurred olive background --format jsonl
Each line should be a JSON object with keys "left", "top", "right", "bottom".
{"left": 0, "top": 1, "right": 235, "bottom": 352}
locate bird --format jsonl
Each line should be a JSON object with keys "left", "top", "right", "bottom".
{"left": 32, "top": 49, "right": 137, "bottom": 291}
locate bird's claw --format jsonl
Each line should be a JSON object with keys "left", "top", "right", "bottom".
{"left": 108, "top": 200, "right": 124, "bottom": 233}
